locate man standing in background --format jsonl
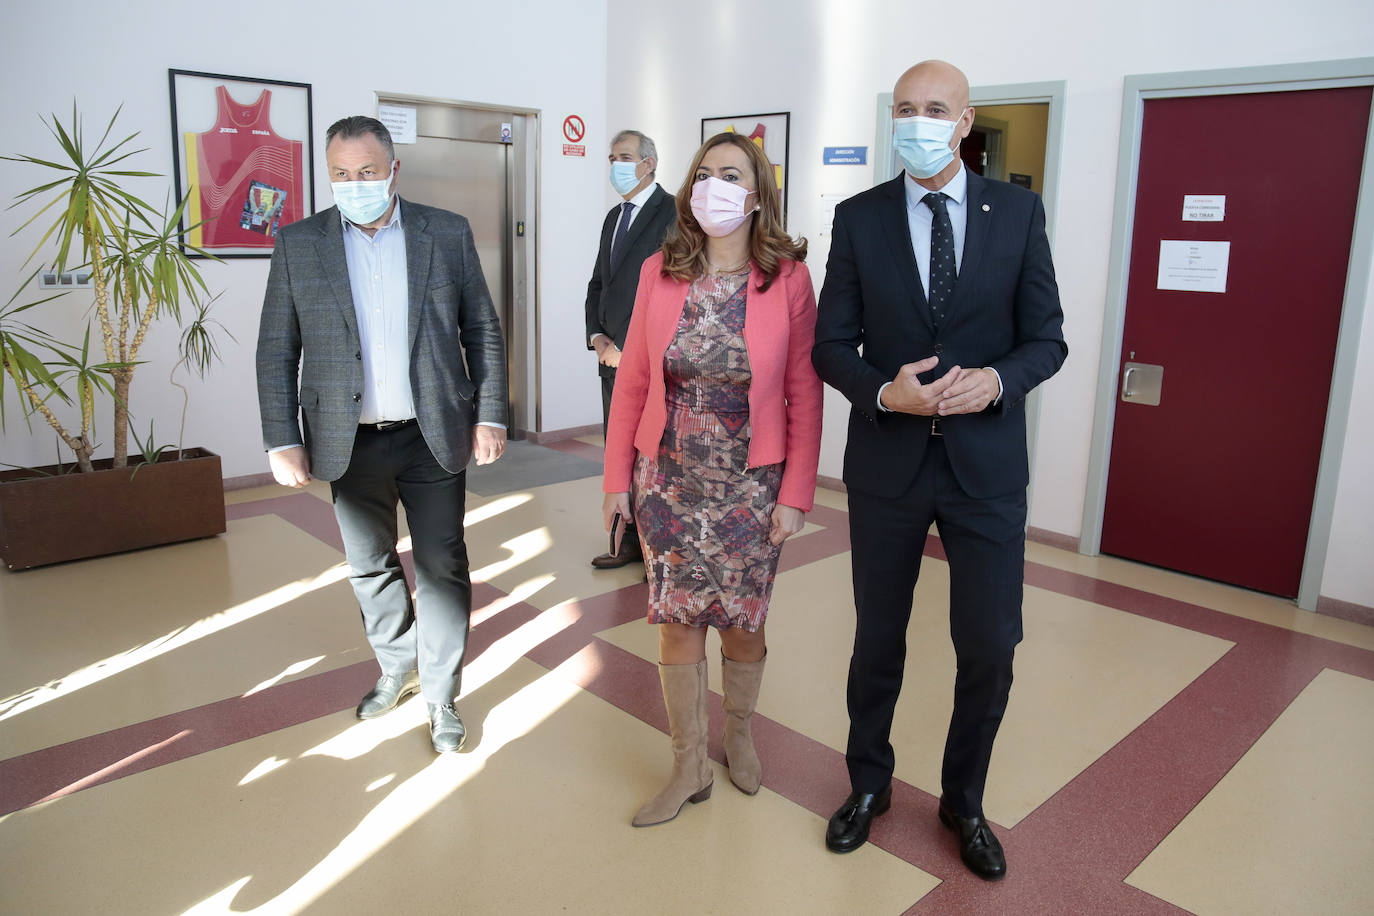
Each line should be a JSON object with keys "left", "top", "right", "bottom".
{"left": 585, "top": 129, "right": 675, "bottom": 569}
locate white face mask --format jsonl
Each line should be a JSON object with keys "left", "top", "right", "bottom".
{"left": 610, "top": 159, "right": 645, "bottom": 196}
{"left": 332, "top": 161, "right": 396, "bottom": 224}
{"left": 893, "top": 109, "right": 967, "bottom": 179}
{"left": 690, "top": 176, "right": 759, "bottom": 237}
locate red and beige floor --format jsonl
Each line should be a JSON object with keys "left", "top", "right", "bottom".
{"left": 2, "top": 437, "right": 1371, "bottom": 914}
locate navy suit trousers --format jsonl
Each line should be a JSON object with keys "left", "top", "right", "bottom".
{"left": 845, "top": 436, "right": 1025, "bottom": 816}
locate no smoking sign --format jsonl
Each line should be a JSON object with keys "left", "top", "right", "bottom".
{"left": 562, "top": 114, "right": 586, "bottom": 157}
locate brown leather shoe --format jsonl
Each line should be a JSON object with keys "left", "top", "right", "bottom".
{"left": 591, "top": 524, "right": 643, "bottom": 569}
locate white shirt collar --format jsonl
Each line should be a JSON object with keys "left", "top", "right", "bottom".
{"left": 623, "top": 181, "right": 658, "bottom": 210}
{"left": 905, "top": 162, "right": 967, "bottom": 211}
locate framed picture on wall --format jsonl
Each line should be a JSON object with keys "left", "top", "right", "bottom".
{"left": 168, "top": 69, "right": 314, "bottom": 258}
{"left": 701, "top": 112, "right": 790, "bottom": 227}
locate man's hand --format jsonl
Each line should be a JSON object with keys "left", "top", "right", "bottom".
{"left": 937, "top": 368, "right": 1000, "bottom": 416}
{"left": 603, "top": 491, "right": 632, "bottom": 531}
{"left": 769, "top": 504, "right": 806, "bottom": 545}
{"left": 880, "top": 357, "right": 963, "bottom": 416}
{"left": 268, "top": 446, "right": 312, "bottom": 489}
{"left": 472, "top": 425, "right": 507, "bottom": 465}
{"left": 594, "top": 336, "right": 622, "bottom": 369}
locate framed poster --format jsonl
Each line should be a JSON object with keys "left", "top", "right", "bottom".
{"left": 700, "top": 112, "right": 790, "bottom": 227}
{"left": 168, "top": 69, "right": 314, "bottom": 257}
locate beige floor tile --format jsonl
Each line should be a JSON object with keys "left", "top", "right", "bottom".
{"left": 602, "top": 551, "right": 1232, "bottom": 827}
{"left": 462, "top": 477, "right": 649, "bottom": 611}
{"left": 812, "top": 484, "right": 849, "bottom": 511}
{"left": 0, "top": 657, "right": 937, "bottom": 915}
{"left": 1025, "top": 542, "right": 1374, "bottom": 652}
{"left": 0, "top": 514, "right": 368, "bottom": 757}
{"left": 1127, "top": 668, "right": 1374, "bottom": 915}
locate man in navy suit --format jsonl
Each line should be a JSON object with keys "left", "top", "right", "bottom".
{"left": 813, "top": 61, "right": 1067, "bottom": 879}
{"left": 585, "top": 130, "right": 675, "bottom": 569}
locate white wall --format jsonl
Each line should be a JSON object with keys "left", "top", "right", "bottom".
{"left": 606, "top": 0, "right": 1374, "bottom": 606}
{"left": 1, "top": 0, "right": 610, "bottom": 479}
{"left": 4, "top": 0, "right": 1372, "bottom": 607}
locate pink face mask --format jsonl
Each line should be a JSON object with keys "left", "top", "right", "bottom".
{"left": 690, "top": 176, "right": 759, "bottom": 237}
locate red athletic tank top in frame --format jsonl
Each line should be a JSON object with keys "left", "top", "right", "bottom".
{"left": 184, "top": 85, "right": 305, "bottom": 249}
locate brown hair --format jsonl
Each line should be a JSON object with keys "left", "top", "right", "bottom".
{"left": 660, "top": 132, "right": 806, "bottom": 290}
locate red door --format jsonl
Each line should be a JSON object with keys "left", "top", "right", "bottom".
{"left": 1101, "top": 87, "right": 1371, "bottom": 597}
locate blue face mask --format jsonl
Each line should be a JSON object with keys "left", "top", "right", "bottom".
{"left": 610, "top": 159, "right": 645, "bottom": 196}
{"left": 332, "top": 162, "right": 396, "bottom": 225}
{"left": 893, "top": 110, "right": 967, "bottom": 179}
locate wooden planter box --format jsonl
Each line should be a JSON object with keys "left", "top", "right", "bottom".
{"left": 0, "top": 448, "right": 226, "bottom": 571}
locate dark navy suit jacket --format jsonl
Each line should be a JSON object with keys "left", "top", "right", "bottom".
{"left": 813, "top": 171, "right": 1067, "bottom": 500}
{"left": 584, "top": 184, "right": 675, "bottom": 379}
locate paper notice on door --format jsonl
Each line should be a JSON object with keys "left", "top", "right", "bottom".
{"left": 1182, "top": 195, "right": 1225, "bottom": 221}
{"left": 377, "top": 104, "right": 417, "bottom": 144}
{"left": 1157, "top": 240, "right": 1230, "bottom": 293}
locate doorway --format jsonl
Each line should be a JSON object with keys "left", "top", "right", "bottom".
{"left": 375, "top": 94, "right": 539, "bottom": 436}
{"left": 1080, "top": 60, "right": 1374, "bottom": 608}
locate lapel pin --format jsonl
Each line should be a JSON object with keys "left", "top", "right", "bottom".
{"left": 982, "top": 204, "right": 991, "bottom": 212}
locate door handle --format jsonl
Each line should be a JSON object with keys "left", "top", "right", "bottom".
{"left": 1120, "top": 361, "right": 1164, "bottom": 406}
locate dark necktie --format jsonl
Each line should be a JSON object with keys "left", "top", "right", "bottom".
{"left": 923, "top": 192, "right": 955, "bottom": 325}
{"left": 610, "top": 201, "right": 635, "bottom": 272}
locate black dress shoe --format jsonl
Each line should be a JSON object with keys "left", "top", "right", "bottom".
{"left": 938, "top": 797, "right": 1006, "bottom": 880}
{"left": 355, "top": 670, "right": 420, "bottom": 719}
{"left": 591, "top": 526, "right": 643, "bottom": 569}
{"left": 825, "top": 785, "right": 892, "bottom": 853}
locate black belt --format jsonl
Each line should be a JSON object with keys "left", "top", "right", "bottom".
{"left": 360, "top": 418, "right": 416, "bottom": 432}
{"left": 930, "top": 416, "right": 943, "bottom": 437}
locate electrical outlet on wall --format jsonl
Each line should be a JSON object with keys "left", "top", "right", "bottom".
{"left": 37, "top": 271, "right": 93, "bottom": 289}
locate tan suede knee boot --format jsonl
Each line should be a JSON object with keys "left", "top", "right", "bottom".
{"left": 632, "top": 659, "right": 713, "bottom": 827}
{"left": 721, "top": 653, "right": 766, "bottom": 795}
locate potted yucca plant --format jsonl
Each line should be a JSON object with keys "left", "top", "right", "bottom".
{"left": 0, "top": 105, "right": 231, "bottom": 570}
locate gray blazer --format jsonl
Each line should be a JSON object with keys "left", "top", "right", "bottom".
{"left": 256, "top": 198, "right": 508, "bottom": 481}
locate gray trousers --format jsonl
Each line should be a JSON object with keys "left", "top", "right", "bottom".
{"left": 330, "top": 422, "right": 471, "bottom": 705}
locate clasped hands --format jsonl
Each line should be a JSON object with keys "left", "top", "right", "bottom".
{"left": 880, "top": 356, "right": 998, "bottom": 416}
{"left": 603, "top": 492, "right": 806, "bottom": 546}
{"left": 593, "top": 336, "right": 621, "bottom": 369}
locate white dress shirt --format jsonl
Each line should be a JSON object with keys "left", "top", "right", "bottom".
{"left": 342, "top": 200, "right": 414, "bottom": 425}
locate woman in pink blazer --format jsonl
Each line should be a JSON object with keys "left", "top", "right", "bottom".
{"left": 602, "top": 132, "right": 823, "bottom": 827}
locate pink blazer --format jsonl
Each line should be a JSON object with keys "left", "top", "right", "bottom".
{"left": 603, "top": 252, "right": 824, "bottom": 512}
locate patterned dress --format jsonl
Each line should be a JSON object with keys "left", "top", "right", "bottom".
{"left": 632, "top": 269, "right": 784, "bottom": 632}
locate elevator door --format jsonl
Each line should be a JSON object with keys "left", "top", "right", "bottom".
{"left": 377, "top": 97, "right": 538, "bottom": 435}
{"left": 399, "top": 136, "right": 511, "bottom": 423}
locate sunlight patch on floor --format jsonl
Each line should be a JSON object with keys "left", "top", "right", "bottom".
{"left": 0, "top": 565, "right": 351, "bottom": 722}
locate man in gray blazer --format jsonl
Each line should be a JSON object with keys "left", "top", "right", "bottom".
{"left": 256, "top": 115, "right": 508, "bottom": 754}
